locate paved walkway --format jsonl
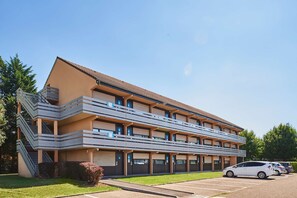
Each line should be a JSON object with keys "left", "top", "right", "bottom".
{"left": 101, "top": 179, "right": 193, "bottom": 197}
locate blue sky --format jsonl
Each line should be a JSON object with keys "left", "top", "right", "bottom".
{"left": 1, "top": 0, "right": 296, "bottom": 137}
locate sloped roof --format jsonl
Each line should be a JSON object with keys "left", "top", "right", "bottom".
{"left": 56, "top": 57, "right": 243, "bottom": 130}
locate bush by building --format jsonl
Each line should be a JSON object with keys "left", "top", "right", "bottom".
{"left": 38, "top": 161, "right": 104, "bottom": 185}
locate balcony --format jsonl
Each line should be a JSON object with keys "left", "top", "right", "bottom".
{"left": 17, "top": 89, "right": 246, "bottom": 144}
{"left": 17, "top": 114, "right": 246, "bottom": 157}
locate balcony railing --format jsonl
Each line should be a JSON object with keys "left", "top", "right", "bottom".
{"left": 17, "top": 89, "right": 246, "bottom": 144}
{"left": 17, "top": 114, "right": 246, "bottom": 157}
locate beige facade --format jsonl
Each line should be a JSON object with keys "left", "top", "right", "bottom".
{"left": 17, "top": 57, "right": 245, "bottom": 178}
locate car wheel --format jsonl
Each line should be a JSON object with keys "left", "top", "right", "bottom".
{"left": 286, "top": 170, "right": 289, "bottom": 174}
{"left": 226, "top": 171, "right": 234, "bottom": 177}
{"left": 257, "top": 171, "right": 267, "bottom": 179}
{"left": 276, "top": 170, "right": 280, "bottom": 176}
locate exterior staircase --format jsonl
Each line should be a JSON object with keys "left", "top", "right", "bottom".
{"left": 16, "top": 88, "right": 54, "bottom": 177}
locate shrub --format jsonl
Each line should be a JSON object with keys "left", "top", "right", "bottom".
{"left": 80, "top": 162, "right": 104, "bottom": 185}
{"left": 38, "top": 162, "right": 60, "bottom": 178}
{"left": 291, "top": 162, "right": 297, "bottom": 173}
{"left": 38, "top": 161, "right": 104, "bottom": 185}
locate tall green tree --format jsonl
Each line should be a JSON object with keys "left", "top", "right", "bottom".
{"left": 263, "top": 123, "right": 297, "bottom": 161}
{"left": 0, "top": 100, "right": 7, "bottom": 146}
{"left": 239, "top": 130, "right": 263, "bottom": 160}
{"left": 0, "top": 55, "right": 37, "bottom": 173}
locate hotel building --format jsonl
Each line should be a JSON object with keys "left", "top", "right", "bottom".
{"left": 16, "top": 57, "right": 246, "bottom": 177}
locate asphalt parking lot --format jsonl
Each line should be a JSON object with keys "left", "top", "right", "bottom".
{"left": 72, "top": 174, "right": 296, "bottom": 198}
{"left": 157, "top": 173, "right": 295, "bottom": 198}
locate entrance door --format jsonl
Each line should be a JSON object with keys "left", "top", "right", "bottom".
{"left": 115, "top": 152, "right": 123, "bottom": 175}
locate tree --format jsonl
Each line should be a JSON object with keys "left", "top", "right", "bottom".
{"left": 263, "top": 123, "right": 297, "bottom": 161}
{"left": 0, "top": 54, "right": 37, "bottom": 173}
{"left": 0, "top": 100, "right": 7, "bottom": 146}
{"left": 239, "top": 130, "right": 263, "bottom": 160}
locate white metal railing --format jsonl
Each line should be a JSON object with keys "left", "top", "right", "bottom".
{"left": 17, "top": 88, "right": 246, "bottom": 144}
{"left": 16, "top": 140, "right": 37, "bottom": 176}
{"left": 17, "top": 114, "right": 246, "bottom": 157}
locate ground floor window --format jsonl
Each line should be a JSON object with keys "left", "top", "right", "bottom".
{"left": 154, "top": 160, "right": 165, "bottom": 165}
{"left": 133, "top": 159, "right": 149, "bottom": 165}
{"left": 176, "top": 160, "right": 186, "bottom": 165}
{"left": 190, "top": 160, "right": 197, "bottom": 165}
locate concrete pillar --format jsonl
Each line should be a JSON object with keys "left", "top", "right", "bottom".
{"left": 37, "top": 118, "right": 43, "bottom": 164}
{"left": 123, "top": 125, "right": 127, "bottom": 135}
{"left": 149, "top": 129, "right": 153, "bottom": 138}
{"left": 186, "top": 155, "right": 190, "bottom": 172}
{"left": 54, "top": 150, "right": 59, "bottom": 162}
{"left": 149, "top": 152, "right": 153, "bottom": 175}
{"left": 200, "top": 155, "right": 204, "bottom": 171}
{"left": 38, "top": 150, "right": 43, "bottom": 164}
{"left": 169, "top": 132, "right": 174, "bottom": 141}
{"left": 17, "top": 102, "right": 21, "bottom": 114}
{"left": 54, "top": 121, "right": 58, "bottom": 162}
{"left": 124, "top": 152, "right": 128, "bottom": 176}
{"left": 211, "top": 156, "right": 215, "bottom": 171}
{"left": 88, "top": 149, "right": 94, "bottom": 163}
{"left": 17, "top": 128, "right": 21, "bottom": 140}
{"left": 221, "top": 156, "right": 225, "bottom": 170}
{"left": 53, "top": 121, "right": 58, "bottom": 135}
{"left": 170, "top": 153, "right": 174, "bottom": 174}
{"left": 37, "top": 118, "right": 42, "bottom": 135}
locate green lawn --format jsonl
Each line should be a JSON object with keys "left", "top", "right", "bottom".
{"left": 0, "top": 174, "right": 118, "bottom": 198}
{"left": 117, "top": 172, "right": 223, "bottom": 185}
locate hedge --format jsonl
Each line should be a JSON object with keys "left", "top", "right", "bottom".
{"left": 38, "top": 161, "right": 104, "bottom": 185}
{"left": 290, "top": 162, "right": 297, "bottom": 173}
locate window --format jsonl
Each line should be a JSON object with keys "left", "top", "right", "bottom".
{"left": 127, "top": 99, "right": 133, "bottom": 108}
{"left": 176, "top": 160, "right": 186, "bottom": 165}
{"left": 115, "top": 96, "right": 123, "bottom": 106}
{"left": 246, "top": 162, "right": 265, "bottom": 167}
{"left": 165, "top": 132, "right": 169, "bottom": 141}
{"left": 134, "top": 134, "right": 149, "bottom": 138}
{"left": 127, "top": 126, "right": 133, "bottom": 136}
{"left": 93, "top": 128, "right": 100, "bottom": 132}
{"left": 153, "top": 137, "right": 165, "bottom": 140}
{"left": 237, "top": 162, "right": 246, "bottom": 167}
{"left": 115, "top": 124, "right": 123, "bottom": 135}
{"left": 214, "top": 160, "right": 220, "bottom": 165}
{"left": 172, "top": 134, "right": 176, "bottom": 141}
{"left": 98, "top": 129, "right": 114, "bottom": 137}
{"left": 134, "top": 159, "right": 148, "bottom": 165}
{"left": 165, "top": 111, "right": 170, "bottom": 118}
{"left": 154, "top": 160, "right": 165, "bottom": 165}
{"left": 172, "top": 113, "right": 176, "bottom": 119}
{"left": 190, "top": 160, "right": 197, "bottom": 165}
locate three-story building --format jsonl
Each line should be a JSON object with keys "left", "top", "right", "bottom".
{"left": 16, "top": 57, "right": 246, "bottom": 177}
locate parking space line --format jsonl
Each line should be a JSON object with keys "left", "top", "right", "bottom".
{"left": 212, "top": 179, "right": 268, "bottom": 185}
{"left": 175, "top": 184, "right": 233, "bottom": 192}
{"left": 84, "top": 195, "right": 98, "bottom": 198}
{"left": 188, "top": 182, "right": 247, "bottom": 188}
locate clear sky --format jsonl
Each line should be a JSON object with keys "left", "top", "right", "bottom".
{"left": 1, "top": 0, "right": 296, "bottom": 137}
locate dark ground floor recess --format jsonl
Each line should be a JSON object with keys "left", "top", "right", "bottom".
{"left": 60, "top": 149, "right": 237, "bottom": 176}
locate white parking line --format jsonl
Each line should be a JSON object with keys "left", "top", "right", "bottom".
{"left": 188, "top": 182, "right": 247, "bottom": 188}
{"left": 84, "top": 194, "right": 97, "bottom": 198}
{"left": 212, "top": 178, "right": 267, "bottom": 185}
{"left": 175, "top": 184, "right": 233, "bottom": 192}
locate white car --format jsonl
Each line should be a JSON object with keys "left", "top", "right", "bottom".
{"left": 271, "top": 162, "right": 286, "bottom": 175}
{"left": 223, "top": 161, "right": 274, "bottom": 179}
